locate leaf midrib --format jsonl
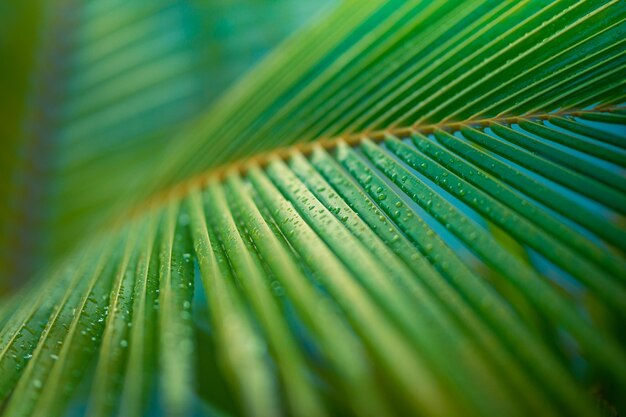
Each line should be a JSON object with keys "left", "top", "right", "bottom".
{"left": 119, "top": 105, "right": 619, "bottom": 225}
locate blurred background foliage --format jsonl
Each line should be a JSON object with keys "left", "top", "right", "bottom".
{"left": 0, "top": 0, "right": 332, "bottom": 292}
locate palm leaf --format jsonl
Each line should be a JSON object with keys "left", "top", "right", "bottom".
{"left": 1, "top": 1, "right": 626, "bottom": 416}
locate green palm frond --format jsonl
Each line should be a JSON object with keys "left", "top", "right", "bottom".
{"left": 1, "top": 0, "right": 626, "bottom": 416}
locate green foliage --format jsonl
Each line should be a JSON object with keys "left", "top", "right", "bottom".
{"left": 1, "top": 0, "right": 625, "bottom": 416}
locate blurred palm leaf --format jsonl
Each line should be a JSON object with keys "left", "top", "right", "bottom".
{"left": 1, "top": 1, "right": 626, "bottom": 416}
